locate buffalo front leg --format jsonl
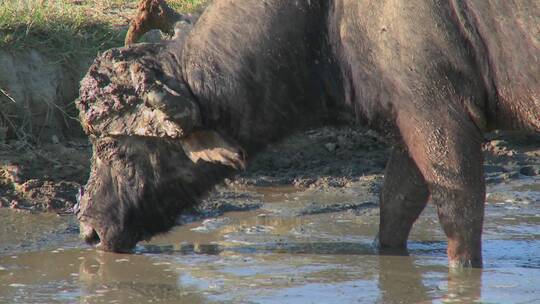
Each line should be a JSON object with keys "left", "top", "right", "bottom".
{"left": 379, "top": 146, "right": 429, "bottom": 248}
{"left": 398, "top": 110, "right": 485, "bottom": 268}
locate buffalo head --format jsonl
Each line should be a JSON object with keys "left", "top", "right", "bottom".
{"left": 76, "top": 44, "right": 245, "bottom": 252}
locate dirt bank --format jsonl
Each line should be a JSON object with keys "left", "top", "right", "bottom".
{"left": 0, "top": 139, "right": 90, "bottom": 212}
{"left": 0, "top": 50, "right": 88, "bottom": 142}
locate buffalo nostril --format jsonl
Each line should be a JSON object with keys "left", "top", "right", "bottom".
{"left": 84, "top": 228, "right": 101, "bottom": 245}
{"left": 80, "top": 222, "right": 101, "bottom": 245}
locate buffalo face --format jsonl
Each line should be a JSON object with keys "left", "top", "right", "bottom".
{"left": 75, "top": 42, "right": 218, "bottom": 252}
{"left": 77, "top": 136, "right": 228, "bottom": 252}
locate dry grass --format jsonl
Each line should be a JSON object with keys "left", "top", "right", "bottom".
{"left": 0, "top": 0, "right": 207, "bottom": 62}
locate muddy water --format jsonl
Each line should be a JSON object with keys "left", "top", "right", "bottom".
{"left": 1, "top": 178, "right": 539, "bottom": 303}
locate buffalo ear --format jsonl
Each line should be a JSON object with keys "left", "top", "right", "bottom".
{"left": 180, "top": 130, "right": 247, "bottom": 170}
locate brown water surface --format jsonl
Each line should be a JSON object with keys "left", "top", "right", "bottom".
{"left": 0, "top": 178, "right": 539, "bottom": 303}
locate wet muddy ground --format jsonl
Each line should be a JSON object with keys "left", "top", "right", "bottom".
{"left": 0, "top": 127, "right": 539, "bottom": 303}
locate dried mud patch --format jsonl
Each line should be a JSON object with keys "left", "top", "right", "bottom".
{"left": 0, "top": 140, "right": 91, "bottom": 212}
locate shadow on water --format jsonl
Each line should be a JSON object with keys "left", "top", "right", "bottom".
{"left": 138, "top": 240, "right": 449, "bottom": 257}
{"left": 137, "top": 241, "right": 378, "bottom": 255}
{"left": 76, "top": 251, "right": 210, "bottom": 304}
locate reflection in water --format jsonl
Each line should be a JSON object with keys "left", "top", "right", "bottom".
{"left": 441, "top": 269, "right": 482, "bottom": 303}
{"left": 0, "top": 239, "right": 536, "bottom": 303}
{"left": 134, "top": 241, "right": 485, "bottom": 303}
{"left": 77, "top": 251, "right": 210, "bottom": 304}
{"left": 378, "top": 255, "right": 430, "bottom": 303}
{"left": 0, "top": 249, "right": 210, "bottom": 304}
{"left": 377, "top": 254, "right": 483, "bottom": 304}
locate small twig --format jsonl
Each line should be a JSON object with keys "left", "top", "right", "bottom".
{"left": 0, "top": 109, "right": 18, "bottom": 134}
{"left": 43, "top": 98, "right": 80, "bottom": 122}
{"left": 0, "top": 88, "right": 16, "bottom": 103}
{"left": 0, "top": 109, "right": 35, "bottom": 149}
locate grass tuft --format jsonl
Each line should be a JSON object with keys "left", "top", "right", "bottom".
{"left": 168, "top": 0, "right": 207, "bottom": 13}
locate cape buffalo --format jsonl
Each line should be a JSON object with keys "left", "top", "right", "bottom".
{"left": 76, "top": 0, "right": 539, "bottom": 268}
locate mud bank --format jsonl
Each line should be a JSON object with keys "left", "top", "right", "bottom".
{"left": 0, "top": 50, "right": 88, "bottom": 141}
{"left": 0, "top": 48, "right": 93, "bottom": 212}
{"left": 1, "top": 124, "right": 539, "bottom": 213}
{"left": 0, "top": 139, "right": 90, "bottom": 212}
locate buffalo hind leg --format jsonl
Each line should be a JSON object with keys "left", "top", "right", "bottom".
{"left": 399, "top": 111, "right": 485, "bottom": 268}
{"left": 379, "top": 146, "right": 429, "bottom": 249}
